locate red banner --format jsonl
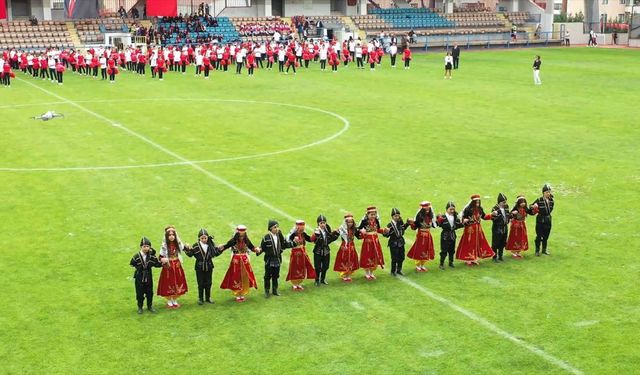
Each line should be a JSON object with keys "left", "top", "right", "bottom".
{"left": 0, "top": 0, "right": 7, "bottom": 20}
{"left": 147, "top": 0, "right": 177, "bottom": 17}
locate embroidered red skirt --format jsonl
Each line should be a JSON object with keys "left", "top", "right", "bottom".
{"left": 407, "top": 230, "right": 435, "bottom": 261}
{"left": 334, "top": 240, "right": 360, "bottom": 273}
{"left": 157, "top": 259, "right": 188, "bottom": 297}
{"left": 359, "top": 233, "right": 385, "bottom": 269}
{"left": 286, "top": 247, "right": 316, "bottom": 281}
{"left": 506, "top": 220, "right": 529, "bottom": 251}
{"left": 220, "top": 253, "right": 258, "bottom": 293}
{"left": 455, "top": 223, "right": 495, "bottom": 261}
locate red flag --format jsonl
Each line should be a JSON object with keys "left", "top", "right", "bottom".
{"left": 0, "top": 0, "right": 7, "bottom": 20}
{"left": 147, "top": 0, "right": 177, "bottom": 17}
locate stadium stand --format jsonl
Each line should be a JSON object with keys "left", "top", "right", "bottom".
{"left": 0, "top": 20, "right": 73, "bottom": 52}
{"left": 504, "top": 12, "right": 533, "bottom": 27}
{"left": 368, "top": 8, "right": 455, "bottom": 29}
{"left": 75, "top": 18, "right": 130, "bottom": 45}
{"left": 233, "top": 17, "right": 293, "bottom": 40}
{"left": 157, "top": 16, "right": 240, "bottom": 46}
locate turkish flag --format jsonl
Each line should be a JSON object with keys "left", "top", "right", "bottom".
{"left": 147, "top": 0, "right": 177, "bottom": 17}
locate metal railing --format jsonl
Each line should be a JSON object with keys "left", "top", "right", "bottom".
{"left": 422, "top": 31, "right": 562, "bottom": 51}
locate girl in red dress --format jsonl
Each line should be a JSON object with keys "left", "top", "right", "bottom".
{"left": 157, "top": 226, "right": 190, "bottom": 308}
{"left": 506, "top": 195, "right": 536, "bottom": 258}
{"left": 407, "top": 201, "right": 436, "bottom": 272}
{"left": 334, "top": 213, "right": 360, "bottom": 282}
{"left": 286, "top": 220, "right": 316, "bottom": 291}
{"left": 358, "top": 207, "right": 389, "bottom": 280}
{"left": 402, "top": 47, "right": 412, "bottom": 70}
{"left": 219, "top": 225, "right": 261, "bottom": 302}
{"left": 455, "top": 195, "right": 495, "bottom": 266}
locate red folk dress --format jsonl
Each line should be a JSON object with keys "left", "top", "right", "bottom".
{"left": 358, "top": 218, "right": 385, "bottom": 270}
{"left": 506, "top": 207, "right": 535, "bottom": 252}
{"left": 455, "top": 207, "right": 495, "bottom": 262}
{"left": 220, "top": 238, "right": 258, "bottom": 297}
{"left": 157, "top": 243, "right": 188, "bottom": 297}
{"left": 286, "top": 231, "right": 316, "bottom": 284}
{"left": 333, "top": 228, "right": 360, "bottom": 276}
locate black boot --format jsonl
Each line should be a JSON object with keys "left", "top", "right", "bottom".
{"left": 535, "top": 239, "right": 541, "bottom": 256}
{"left": 498, "top": 249, "right": 504, "bottom": 261}
{"left": 396, "top": 262, "right": 404, "bottom": 276}
{"left": 264, "top": 278, "right": 271, "bottom": 298}
{"left": 320, "top": 272, "right": 328, "bottom": 285}
{"left": 198, "top": 287, "right": 204, "bottom": 305}
{"left": 492, "top": 255, "right": 499, "bottom": 263}
{"left": 205, "top": 288, "right": 214, "bottom": 303}
{"left": 542, "top": 244, "right": 549, "bottom": 255}
{"left": 137, "top": 307, "right": 143, "bottom": 314}
{"left": 272, "top": 279, "right": 280, "bottom": 296}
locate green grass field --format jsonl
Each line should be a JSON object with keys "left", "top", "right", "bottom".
{"left": 1, "top": 47, "right": 639, "bottom": 374}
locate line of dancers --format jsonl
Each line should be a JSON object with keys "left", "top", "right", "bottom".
{"left": 130, "top": 184, "right": 555, "bottom": 313}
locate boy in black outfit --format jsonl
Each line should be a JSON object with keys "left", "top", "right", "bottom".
{"left": 311, "top": 215, "right": 340, "bottom": 286}
{"left": 436, "top": 201, "right": 463, "bottom": 270}
{"left": 383, "top": 208, "right": 410, "bottom": 276}
{"left": 259, "top": 220, "right": 293, "bottom": 297}
{"left": 130, "top": 237, "right": 162, "bottom": 314}
{"left": 491, "top": 193, "right": 510, "bottom": 262}
{"left": 185, "top": 228, "right": 221, "bottom": 305}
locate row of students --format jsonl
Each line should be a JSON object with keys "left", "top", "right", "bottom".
{"left": 130, "top": 185, "right": 555, "bottom": 313}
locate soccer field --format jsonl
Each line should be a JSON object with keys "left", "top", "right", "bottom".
{"left": 2, "top": 47, "right": 639, "bottom": 374}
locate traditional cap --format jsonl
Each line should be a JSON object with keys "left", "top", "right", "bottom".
{"left": 140, "top": 237, "right": 151, "bottom": 247}
{"left": 445, "top": 201, "right": 455, "bottom": 209}
{"left": 367, "top": 206, "right": 377, "bottom": 212}
{"left": 343, "top": 212, "right": 354, "bottom": 219}
{"left": 165, "top": 225, "right": 176, "bottom": 233}
{"left": 317, "top": 214, "right": 327, "bottom": 224}
{"left": 268, "top": 219, "right": 279, "bottom": 230}
{"left": 542, "top": 183, "right": 551, "bottom": 193}
{"left": 470, "top": 194, "right": 481, "bottom": 200}
{"left": 497, "top": 193, "right": 507, "bottom": 203}
{"left": 391, "top": 208, "right": 401, "bottom": 216}
{"left": 420, "top": 201, "right": 431, "bottom": 208}
{"left": 236, "top": 225, "right": 247, "bottom": 232}
{"left": 516, "top": 195, "right": 526, "bottom": 202}
{"left": 198, "top": 228, "right": 208, "bottom": 237}
{"left": 296, "top": 220, "right": 305, "bottom": 226}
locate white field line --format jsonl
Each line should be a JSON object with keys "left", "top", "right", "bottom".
{"left": 17, "top": 78, "right": 296, "bottom": 221}
{"left": 19, "top": 78, "right": 584, "bottom": 375}
{"left": 1, "top": 98, "right": 350, "bottom": 172}
{"left": 399, "top": 277, "right": 584, "bottom": 375}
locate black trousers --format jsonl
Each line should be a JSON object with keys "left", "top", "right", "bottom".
{"left": 492, "top": 230, "right": 507, "bottom": 259}
{"left": 278, "top": 61, "right": 284, "bottom": 72}
{"left": 236, "top": 62, "right": 242, "bottom": 74}
{"left": 286, "top": 63, "right": 296, "bottom": 73}
{"left": 101, "top": 68, "right": 107, "bottom": 80}
{"left": 49, "top": 68, "right": 56, "bottom": 79}
{"left": 390, "top": 54, "right": 396, "bottom": 66}
{"left": 535, "top": 218, "right": 552, "bottom": 252}
{"left": 57, "top": 72, "right": 63, "bottom": 84}
{"left": 195, "top": 268, "right": 213, "bottom": 301}
{"left": 389, "top": 246, "right": 405, "bottom": 273}
{"left": 440, "top": 239, "right": 456, "bottom": 265}
{"left": 453, "top": 56, "right": 459, "bottom": 69}
{"left": 320, "top": 59, "right": 326, "bottom": 69}
{"left": 264, "top": 263, "right": 281, "bottom": 292}
{"left": 313, "top": 253, "right": 330, "bottom": 282}
{"left": 135, "top": 280, "right": 154, "bottom": 308}
{"left": 356, "top": 57, "right": 363, "bottom": 68}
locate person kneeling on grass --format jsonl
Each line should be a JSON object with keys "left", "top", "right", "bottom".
{"left": 130, "top": 237, "right": 162, "bottom": 314}
{"left": 185, "top": 229, "right": 221, "bottom": 305}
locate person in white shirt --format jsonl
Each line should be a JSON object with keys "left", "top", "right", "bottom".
{"left": 195, "top": 52, "right": 203, "bottom": 75}
{"left": 444, "top": 51, "right": 453, "bottom": 79}
{"left": 235, "top": 48, "right": 244, "bottom": 74}
{"left": 99, "top": 55, "right": 107, "bottom": 80}
{"left": 47, "top": 57, "right": 56, "bottom": 82}
{"left": 318, "top": 43, "right": 328, "bottom": 70}
{"left": 355, "top": 43, "right": 363, "bottom": 69}
{"left": 277, "top": 45, "right": 286, "bottom": 73}
{"left": 388, "top": 42, "right": 398, "bottom": 67}
{"left": 150, "top": 53, "right": 158, "bottom": 78}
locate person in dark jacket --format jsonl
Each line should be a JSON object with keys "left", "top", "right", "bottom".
{"left": 310, "top": 215, "right": 339, "bottom": 286}
{"left": 258, "top": 220, "right": 293, "bottom": 297}
{"left": 491, "top": 193, "right": 510, "bottom": 263}
{"left": 383, "top": 207, "right": 410, "bottom": 276}
{"left": 130, "top": 237, "right": 162, "bottom": 314}
{"left": 436, "top": 202, "right": 463, "bottom": 270}
{"left": 185, "top": 228, "right": 221, "bottom": 305}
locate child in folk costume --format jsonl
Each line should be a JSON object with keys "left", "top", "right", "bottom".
{"left": 329, "top": 49, "right": 339, "bottom": 73}
{"left": 490, "top": 193, "right": 510, "bottom": 263}
{"left": 130, "top": 237, "right": 162, "bottom": 314}
{"left": 2, "top": 61, "right": 16, "bottom": 87}
{"left": 334, "top": 213, "right": 361, "bottom": 282}
{"left": 155, "top": 55, "right": 167, "bottom": 80}
{"left": 532, "top": 184, "right": 554, "bottom": 256}
{"left": 246, "top": 51, "right": 256, "bottom": 76}
{"left": 185, "top": 229, "right": 221, "bottom": 305}
{"left": 402, "top": 47, "right": 412, "bottom": 70}
{"left": 358, "top": 207, "right": 389, "bottom": 280}
{"left": 368, "top": 49, "right": 379, "bottom": 71}
{"left": 310, "top": 215, "right": 340, "bottom": 286}
{"left": 286, "top": 220, "right": 317, "bottom": 291}
{"left": 157, "top": 226, "right": 190, "bottom": 308}
{"left": 218, "top": 225, "right": 261, "bottom": 302}
{"left": 107, "top": 57, "right": 118, "bottom": 83}
{"left": 258, "top": 220, "right": 294, "bottom": 298}
{"left": 407, "top": 201, "right": 437, "bottom": 272}
{"left": 455, "top": 195, "right": 495, "bottom": 266}
{"left": 285, "top": 49, "right": 297, "bottom": 75}
{"left": 436, "top": 201, "right": 464, "bottom": 270}
{"left": 506, "top": 195, "right": 536, "bottom": 258}
{"left": 383, "top": 208, "right": 410, "bottom": 276}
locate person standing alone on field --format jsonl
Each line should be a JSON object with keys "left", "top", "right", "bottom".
{"left": 533, "top": 55, "right": 542, "bottom": 85}
{"left": 452, "top": 43, "right": 460, "bottom": 69}
{"left": 444, "top": 51, "right": 453, "bottom": 79}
